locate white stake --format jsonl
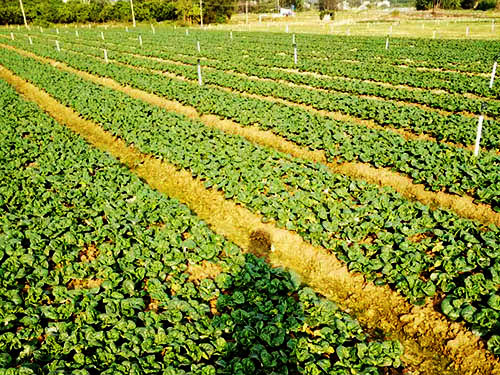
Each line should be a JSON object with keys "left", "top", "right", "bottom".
{"left": 293, "top": 43, "right": 297, "bottom": 65}
{"left": 197, "top": 59, "right": 202, "bottom": 86}
{"left": 56, "top": 28, "right": 59, "bottom": 34}
{"left": 40, "top": 26, "right": 43, "bottom": 33}
{"left": 55, "top": 40, "right": 60, "bottom": 52}
{"left": 10, "top": 32, "right": 14, "bottom": 40}
{"left": 197, "top": 40, "right": 200, "bottom": 53}
{"left": 126, "top": 26, "right": 129, "bottom": 32}
{"left": 466, "top": 26, "right": 469, "bottom": 37}
{"left": 76, "top": 30, "right": 79, "bottom": 38}
{"left": 230, "top": 31, "right": 233, "bottom": 40}
{"left": 490, "top": 61, "right": 497, "bottom": 89}
{"left": 28, "top": 36, "right": 32, "bottom": 44}
{"left": 385, "top": 35, "right": 389, "bottom": 50}
{"left": 103, "top": 49, "right": 108, "bottom": 63}
{"left": 186, "top": 29, "right": 189, "bottom": 36}
{"left": 286, "top": 24, "right": 289, "bottom": 33}
{"left": 138, "top": 35, "right": 142, "bottom": 46}
{"left": 151, "top": 24, "right": 155, "bottom": 34}
{"left": 101, "top": 31, "right": 104, "bottom": 40}
{"left": 474, "top": 115, "right": 484, "bottom": 157}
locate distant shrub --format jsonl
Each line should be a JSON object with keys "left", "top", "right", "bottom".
{"left": 461, "top": 0, "right": 476, "bottom": 9}
{"left": 391, "top": 10, "right": 400, "bottom": 16}
{"left": 442, "top": 0, "right": 462, "bottom": 9}
{"left": 476, "top": 0, "right": 497, "bottom": 10}
{"left": 416, "top": 0, "right": 433, "bottom": 10}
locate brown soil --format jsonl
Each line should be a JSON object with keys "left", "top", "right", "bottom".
{"left": 186, "top": 261, "right": 223, "bottom": 284}
{"left": 248, "top": 229, "right": 273, "bottom": 258}
{"left": 67, "top": 278, "right": 103, "bottom": 289}
{"left": 79, "top": 243, "right": 98, "bottom": 262}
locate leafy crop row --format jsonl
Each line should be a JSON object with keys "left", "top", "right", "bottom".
{"left": 158, "top": 30, "right": 498, "bottom": 74}
{"left": 3, "top": 39, "right": 499, "bottom": 211}
{"left": 1, "top": 48, "right": 498, "bottom": 354}
{"left": 96, "top": 29, "right": 500, "bottom": 99}
{"left": 43, "top": 28, "right": 500, "bottom": 74}
{"left": 0, "top": 77, "right": 404, "bottom": 374}
{"left": 21, "top": 29, "right": 500, "bottom": 119}
{"left": 29, "top": 34, "right": 500, "bottom": 150}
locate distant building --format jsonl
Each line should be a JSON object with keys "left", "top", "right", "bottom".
{"left": 376, "top": 0, "right": 391, "bottom": 7}
{"left": 280, "top": 7, "right": 295, "bottom": 16}
{"left": 355, "top": 0, "right": 390, "bottom": 9}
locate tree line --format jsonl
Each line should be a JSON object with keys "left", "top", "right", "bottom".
{"left": 0, "top": 0, "right": 238, "bottom": 26}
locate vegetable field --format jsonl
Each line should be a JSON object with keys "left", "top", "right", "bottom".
{"left": 0, "top": 25, "right": 499, "bottom": 375}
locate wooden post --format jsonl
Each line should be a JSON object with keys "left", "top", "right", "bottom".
{"left": 200, "top": 0, "right": 203, "bottom": 27}
{"left": 130, "top": 0, "right": 136, "bottom": 28}
{"left": 19, "top": 0, "right": 28, "bottom": 29}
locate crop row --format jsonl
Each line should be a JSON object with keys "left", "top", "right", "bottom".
{"left": 5, "top": 28, "right": 499, "bottom": 100}
{"left": 23, "top": 29, "right": 500, "bottom": 119}
{"left": 1, "top": 48, "right": 498, "bottom": 354}
{"left": 41, "top": 27, "right": 499, "bottom": 74}
{"left": 3, "top": 38, "right": 499, "bottom": 211}
{"left": 73, "top": 28, "right": 500, "bottom": 99}
{"left": 38, "top": 34, "right": 500, "bottom": 150}
{"left": 0, "top": 77, "right": 405, "bottom": 374}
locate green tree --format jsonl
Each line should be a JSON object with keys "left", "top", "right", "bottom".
{"left": 460, "top": 0, "right": 476, "bottom": 8}
{"left": 415, "top": 0, "right": 433, "bottom": 9}
{"left": 203, "top": 0, "right": 237, "bottom": 23}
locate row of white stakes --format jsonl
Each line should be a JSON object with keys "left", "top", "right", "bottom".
{"left": 32, "top": 19, "right": 494, "bottom": 44}
{"left": 12, "top": 18, "right": 496, "bottom": 36}
{"left": 12, "top": 29, "right": 497, "bottom": 156}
